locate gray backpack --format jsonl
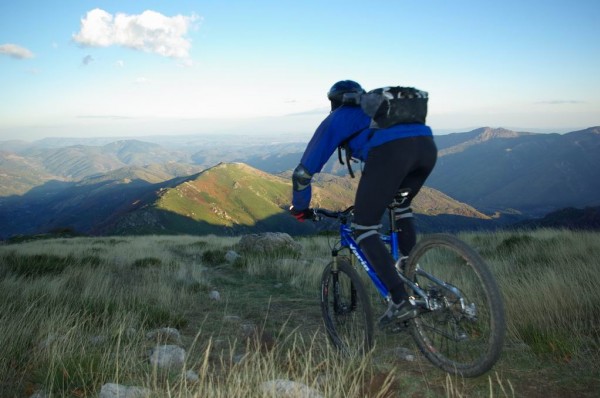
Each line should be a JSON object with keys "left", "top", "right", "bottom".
{"left": 338, "top": 86, "right": 429, "bottom": 177}
{"left": 359, "top": 86, "right": 428, "bottom": 128}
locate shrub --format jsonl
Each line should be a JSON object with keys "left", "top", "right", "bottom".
{"left": 201, "top": 249, "right": 227, "bottom": 266}
{"left": 2, "top": 253, "right": 74, "bottom": 277}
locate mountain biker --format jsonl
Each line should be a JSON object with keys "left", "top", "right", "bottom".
{"left": 289, "top": 79, "right": 438, "bottom": 326}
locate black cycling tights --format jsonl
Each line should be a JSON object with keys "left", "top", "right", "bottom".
{"left": 353, "top": 135, "right": 437, "bottom": 304}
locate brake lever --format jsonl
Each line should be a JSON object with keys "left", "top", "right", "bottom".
{"left": 311, "top": 209, "right": 321, "bottom": 222}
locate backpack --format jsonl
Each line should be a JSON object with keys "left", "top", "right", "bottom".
{"left": 337, "top": 86, "right": 429, "bottom": 177}
{"left": 360, "top": 86, "right": 428, "bottom": 128}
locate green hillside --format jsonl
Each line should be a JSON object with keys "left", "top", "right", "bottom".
{"left": 157, "top": 163, "right": 292, "bottom": 226}
{"left": 107, "top": 162, "right": 490, "bottom": 236}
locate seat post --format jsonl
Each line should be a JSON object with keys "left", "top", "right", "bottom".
{"left": 387, "top": 188, "right": 412, "bottom": 233}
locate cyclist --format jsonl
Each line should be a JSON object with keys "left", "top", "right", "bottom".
{"left": 289, "top": 79, "right": 438, "bottom": 326}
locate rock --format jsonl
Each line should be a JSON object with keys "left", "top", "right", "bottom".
{"left": 186, "top": 370, "right": 199, "bottom": 383}
{"left": 209, "top": 290, "right": 221, "bottom": 301}
{"left": 240, "top": 323, "right": 257, "bottom": 337}
{"left": 260, "top": 379, "right": 323, "bottom": 398}
{"left": 225, "top": 250, "right": 241, "bottom": 263}
{"left": 393, "top": 347, "right": 416, "bottom": 362}
{"left": 149, "top": 345, "right": 186, "bottom": 370}
{"left": 99, "top": 383, "right": 151, "bottom": 398}
{"left": 237, "top": 232, "right": 302, "bottom": 255}
{"left": 90, "top": 335, "right": 108, "bottom": 345}
{"left": 38, "top": 333, "right": 67, "bottom": 350}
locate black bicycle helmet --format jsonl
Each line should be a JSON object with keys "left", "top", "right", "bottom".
{"left": 327, "top": 80, "right": 365, "bottom": 111}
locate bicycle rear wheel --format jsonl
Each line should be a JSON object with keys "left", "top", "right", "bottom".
{"left": 406, "top": 234, "right": 505, "bottom": 377}
{"left": 321, "top": 256, "right": 374, "bottom": 356}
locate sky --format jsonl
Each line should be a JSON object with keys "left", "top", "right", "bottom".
{"left": 1, "top": 0, "right": 599, "bottom": 141}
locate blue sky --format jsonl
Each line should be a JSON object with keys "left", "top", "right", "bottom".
{"left": 1, "top": 0, "right": 598, "bottom": 141}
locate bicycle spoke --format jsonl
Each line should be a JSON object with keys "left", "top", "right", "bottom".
{"left": 407, "top": 234, "right": 505, "bottom": 377}
{"left": 321, "top": 258, "right": 374, "bottom": 356}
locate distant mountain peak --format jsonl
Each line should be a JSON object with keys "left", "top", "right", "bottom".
{"left": 570, "top": 126, "right": 600, "bottom": 135}
{"left": 439, "top": 127, "right": 534, "bottom": 156}
{"left": 475, "top": 127, "right": 531, "bottom": 141}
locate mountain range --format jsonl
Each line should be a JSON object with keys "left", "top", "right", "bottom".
{"left": 1, "top": 126, "right": 598, "bottom": 238}
{"left": 428, "top": 127, "right": 600, "bottom": 216}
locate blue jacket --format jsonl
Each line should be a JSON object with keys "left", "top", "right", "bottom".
{"left": 292, "top": 105, "right": 433, "bottom": 210}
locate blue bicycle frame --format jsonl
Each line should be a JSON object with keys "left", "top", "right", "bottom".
{"left": 324, "top": 203, "right": 434, "bottom": 306}
{"left": 338, "top": 222, "right": 392, "bottom": 299}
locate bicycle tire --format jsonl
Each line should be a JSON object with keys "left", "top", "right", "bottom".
{"left": 405, "top": 234, "right": 505, "bottom": 377}
{"left": 321, "top": 256, "right": 374, "bottom": 355}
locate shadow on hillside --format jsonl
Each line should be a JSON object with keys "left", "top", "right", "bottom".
{"left": 0, "top": 177, "right": 180, "bottom": 239}
{"left": 0, "top": 176, "right": 514, "bottom": 240}
{"left": 0, "top": 175, "right": 335, "bottom": 239}
{"left": 102, "top": 206, "right": 326, "bottom": 237}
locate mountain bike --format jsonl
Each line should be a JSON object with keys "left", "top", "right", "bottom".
{"left": 314, "top": 190, "right": 506, "bottom": 377}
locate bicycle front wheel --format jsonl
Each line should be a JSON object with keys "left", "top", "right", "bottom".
{"left": 321, "top": 256, "right": 374, "bottom": 356}
{"left": 406, "top": 234, "right": 505, "bottom": 377}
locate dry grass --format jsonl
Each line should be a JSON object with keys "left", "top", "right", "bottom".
{"left": 0, "top": 229, "right": 598, "bottom": 397}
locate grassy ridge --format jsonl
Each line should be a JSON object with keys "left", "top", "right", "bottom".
{"left": 0, "top": 230, "right": 598, "bottom": 397}
{"left": 156, "top": 163, "right": 355, "bottom": 228}
{"left": 150, "top": 163, "right": 488, "bottom": 234}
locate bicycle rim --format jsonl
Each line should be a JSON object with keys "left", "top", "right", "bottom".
{"left": 321, "top": 257, "right": 374, "bottom": 356}
{"left": 407, "top": 234, "right": 505, "bottom": 377}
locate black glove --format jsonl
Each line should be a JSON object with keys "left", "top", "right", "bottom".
{"left": 289, "top": 206, "right": 314, "bottom": 222}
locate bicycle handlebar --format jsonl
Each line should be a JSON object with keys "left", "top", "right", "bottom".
{"left": 313, "top": 206, "right": 354, "bottom": 220}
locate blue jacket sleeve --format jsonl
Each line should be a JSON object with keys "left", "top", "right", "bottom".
{"left": 300, "top": 114, "right": 339, "bottom": 175}
{"left": 292, "top": 107, "right": 371, "bottom": 210}
{"left": 301, "top": 108, "right": 371, "bottom": 174}
{"left": 292, "top": 184, "right": 312, "bottom": 210}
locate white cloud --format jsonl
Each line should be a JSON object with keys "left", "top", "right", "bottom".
{"left": 73, "top": 8, "right": 198, "bottom": 58}
{"left": 177, "top": 58, "right": 195, "bottom": 68}
{"left": 0, "top": 43, "right": 35, "bottom": 59}
{"left": 115, "top": 60, "right": 124, "bottom": 67}
{"left": 134, "top": 77, "right": 150, "bottom": 85}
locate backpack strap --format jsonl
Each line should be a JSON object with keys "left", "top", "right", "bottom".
{"left": 337, "top": 127, "right": 367, "bottom": 178}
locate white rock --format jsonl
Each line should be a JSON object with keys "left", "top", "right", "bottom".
{"left": 225, "top": 250, "right": 241, "bottom": 263}
{"left": 99, "top": 383, "right": 151, "bottom": 398}
{"left": 261, "top": 379, "right": 323, "bottom": 398}
{"left": 240, "top": 322, "right": 256, "bottom": 337}
{"left": 394, "top": 347, "right": 416, "bottom": 361}
{"left": 237, "top": 232, "right": 302, "bottom": 254}
{"left": 149, "top": 345, "right": 186, "bottom": 369}
{"left": 186, "top": 370, "right": 200, "bottom": 383}
{"left": 209, "top": 290, "right": 221, "bottom": 300}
